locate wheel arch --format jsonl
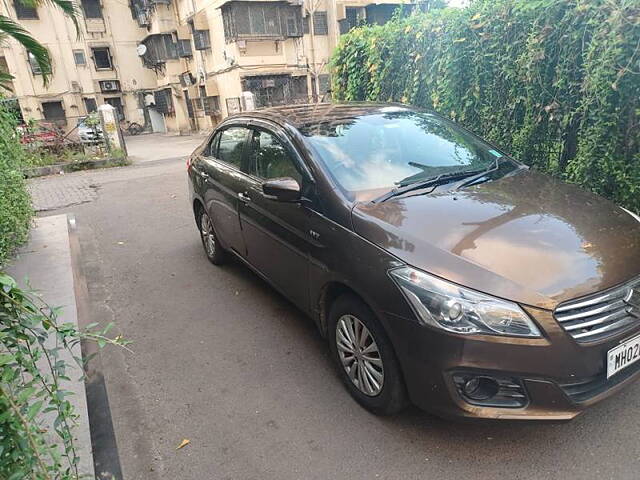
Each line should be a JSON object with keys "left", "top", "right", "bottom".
{"left": 193, "top": 198, "right": 205, "bottom": 225}
{"left": 317, "top": 281, "right": 380, "bottom": 338}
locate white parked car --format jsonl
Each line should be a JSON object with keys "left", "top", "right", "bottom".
{"left": 77, "top": 116, "right": 103, "bottom": 144}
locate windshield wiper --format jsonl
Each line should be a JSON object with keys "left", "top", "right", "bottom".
{"left": 373, "top": 169, "right": 486, "bottom": 203}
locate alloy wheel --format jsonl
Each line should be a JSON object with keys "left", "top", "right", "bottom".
{"left": 336, "top": 314, "right": 385, "bottom": 396}
{"left": 200, "top": 212, "right": 216, "bottom": 257}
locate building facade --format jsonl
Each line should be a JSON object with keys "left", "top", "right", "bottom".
{"left": 132, "top": 0, "right": 415, "bottom": 133}
{"left": 1, "top": 0, "right": 414, "bottom": 134}
{"left": 0, "top": 0, "right": 159, "bottom": 131}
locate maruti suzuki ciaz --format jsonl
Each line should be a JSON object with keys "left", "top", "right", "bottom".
{"left": 187, "top": 103, "right": 640, "bottom": 420}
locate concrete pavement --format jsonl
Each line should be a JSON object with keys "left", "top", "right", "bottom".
{"left": 36, "top": 158, "right": 640, "bottom": 480}
{"left": 7, "top": 215, "right": 95, "bottom": 479}
{"left": 125, "top": 133, "right": 207, "bottom": 164}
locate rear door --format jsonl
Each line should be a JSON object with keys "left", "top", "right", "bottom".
{"left": 200, "top": 125, "right": 251, "bottom": 256}
{"left": 238, "top": 124, "right": 313, "bottom": 310}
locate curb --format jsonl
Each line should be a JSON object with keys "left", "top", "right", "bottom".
{"left": 23, "top": 157, "right": 128, "bottom": 178}
{"left": 67, "top": 215, "right": 124, "bottom": 480}
{"left": 7, "top": 214, "right": 96, "bottom": 478}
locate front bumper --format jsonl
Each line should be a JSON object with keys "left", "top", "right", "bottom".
{"left": 385, "top": 307, "right": 640, "bottom": 420}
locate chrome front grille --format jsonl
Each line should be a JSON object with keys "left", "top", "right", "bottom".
{"left": 555, "top": 277, "right": 640, "bottom": 342}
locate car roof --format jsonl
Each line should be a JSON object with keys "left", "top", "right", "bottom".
{"left": 226, "top": 102, "right": 419, "bottom": 132}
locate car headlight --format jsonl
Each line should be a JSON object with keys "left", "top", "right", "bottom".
{"left": 389, "top": 267, "right": 542, "bottom": 337}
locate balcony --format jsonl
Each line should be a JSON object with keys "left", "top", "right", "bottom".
{"left": 130, "top": 0, "right": 176, "bottom": 31}
{"left": 221, "top": 1, "right": 303, "bottom": 43}
{"left": 338, "top": 3, "right": 416, "bottom": 34}
{"left": 139, "top": 33, "right": 179, "bottom": 74}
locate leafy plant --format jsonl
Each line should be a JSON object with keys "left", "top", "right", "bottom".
{"left": 0, "top": 0, "right": 79, "bottom": 88}
{"left": 0, "top": 273, "right": 129, "bottom": 479}
{"left": 331, "top": 0, "right": 640, "bottom": 211}
{"left": 0, "top": 103, "right": 32, "bottom": 267}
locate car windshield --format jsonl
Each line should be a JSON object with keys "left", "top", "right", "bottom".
{"left": 300, "top": 109, "right": 517, "bottom": 200}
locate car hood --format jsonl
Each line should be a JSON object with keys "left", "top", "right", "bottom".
{"left": 352, "top": 171, "right": 640, "bottom": 310}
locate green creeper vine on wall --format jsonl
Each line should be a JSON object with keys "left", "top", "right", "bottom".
{"left": 331, "top": 0, "right": 640, "bottom": 211}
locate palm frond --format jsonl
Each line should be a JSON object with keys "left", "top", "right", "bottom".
{"left": 0, "top": 15, "right": 51, "bottom": 85}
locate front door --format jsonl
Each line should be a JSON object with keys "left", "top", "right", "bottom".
{"left": 238, "top": 127, "right": 311, "bottom": 310}
{"left": 200, "top": 125, "right": 251, "bottom": 256}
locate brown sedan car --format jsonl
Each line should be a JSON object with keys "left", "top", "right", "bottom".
{"left": 187, "top": 103, "right": 640, "bottom": 420}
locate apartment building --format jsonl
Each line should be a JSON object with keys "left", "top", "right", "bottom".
{"left": 1, "top": 0, "right": 414, "bottom": 134}
{"left": 128, "top": 0, "right": 415, "bottom": 133}
{"left": 0, "top": 0, "right": 159, "bottom": 131}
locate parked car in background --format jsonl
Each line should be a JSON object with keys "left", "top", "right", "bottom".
{"left": 76, "top": 116, "right": 103, "bottom": 144}
{"left": 18, "top": 121, "right": 66, "bottom": 149}
{"left": 187, "top": 103, "right": 640, "bottom": 420}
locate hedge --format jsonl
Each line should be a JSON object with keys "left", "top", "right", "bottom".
{"left": 0, "top": 104, "right": 33, "bottom": 266}
{"left": 330, "top": 0, "right": 640, "bottom": 211}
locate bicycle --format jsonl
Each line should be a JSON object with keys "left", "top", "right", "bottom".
{"left": 120, "top": 120, "right": 144, "bottom": 136}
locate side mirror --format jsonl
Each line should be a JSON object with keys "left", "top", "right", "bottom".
{"left": 262, "top": 177, "right": 301, "bottom": 202}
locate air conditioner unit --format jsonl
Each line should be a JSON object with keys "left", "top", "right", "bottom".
{"left": 71, "top": 81, "right": 82, "bottom": 93}
{"left": 179, "top": 72, "right": 195, "bottom": 87}
{"left": 99, "top": 80, "right": 121, "bottom": 93}
{"left": 152, "top": 0, "right": 171, "bottom": 5}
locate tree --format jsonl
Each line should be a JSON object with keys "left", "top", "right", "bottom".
{"left": 0, "top": 0, "right": 78, "bottom": 89}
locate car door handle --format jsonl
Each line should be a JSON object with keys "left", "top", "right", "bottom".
{"left": 237, "top": 192, "right": 251, "bottom": 203}
{"left": 198, "top": 170, "right": 210, "bottom": 180}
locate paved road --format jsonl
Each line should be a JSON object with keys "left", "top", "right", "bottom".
{"left": 126, "top": 132, "right": 207, "bottom": 164}
{"left": 41, "top": 157, "right": 640, "bottom": 480}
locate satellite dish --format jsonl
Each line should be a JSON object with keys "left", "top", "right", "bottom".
{"left": 136, "top": 44, "right": 147, "bottom": 56}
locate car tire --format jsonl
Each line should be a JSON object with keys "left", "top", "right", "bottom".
{"left": 328, "top": 294, "right": 408, "bottom": 415}
{"left": 197, "top": 206, "right": 226, "bottom": 265}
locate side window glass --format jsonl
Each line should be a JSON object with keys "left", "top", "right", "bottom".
{"left": 217, "top": 127, "right": 248, "bottom": 168}
{"left": 206, "top": 132, "right": 220, "bottom": 157}
{"left": 248, "top": 130, "right": 302, "bottom": 183}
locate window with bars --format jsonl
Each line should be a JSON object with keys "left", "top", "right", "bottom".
{"left": 14, "top": 1, "right": 38, "bottom": 19}
{"left": 222, "top": 2, "right": 303, "bottom": 41}
{"left": 84, "top": 97, "right": 98, "bottom": 113}
{"left": 204, "top": 96, "right": 220, "bottom": 115}
{"left": 176, "top": 39, "right": 192, "bottom": 57}
{"left": 154, "top": 89, "right": 174, "bottom": 114}
{"left": 73, "top": 50, "right": 86, "bottom": 66}
{"left": 318, "top": 74, "right": 330, "bottom": 94}
{"left": 42, "top": 101, "right": 65, "bottom": 123}
{"left": 81, "top": 0, "right": 102, "bottom": 19}
{"left": 313, "top": 11, "right": 328, "bottom": 35}
{"left": 193, "top": 30, "right": 211, "bottom": 50}
{"left": 27, "top": 52, "right": 50, "bottom": 75}
{"left": 92, "top": 47, "right": 112, "bottom": 69}
{"left": 142, "top": 34, "right": 177, "bottom": 63}
{"left": 303, "top": 15, "right": 309, "bottom": 34}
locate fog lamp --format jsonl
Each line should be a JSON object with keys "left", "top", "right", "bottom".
{"left": 463, "top": 376, "right": 499, "bottom": 401}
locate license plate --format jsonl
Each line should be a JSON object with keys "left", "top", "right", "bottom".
{"left": 607, "top": 334, "right": 640, "bottom": 379}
